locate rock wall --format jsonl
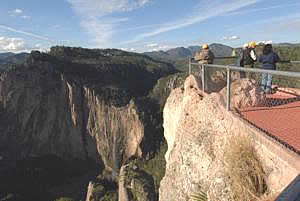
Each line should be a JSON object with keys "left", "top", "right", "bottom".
{"left": 159, "top": 75, "right": 300, "bottom": 201}
{"left": 0, "top": 49, "right": 174, "bottom": 173}
{"left": 0, "top": 69, "right": 145, "bottom": 172}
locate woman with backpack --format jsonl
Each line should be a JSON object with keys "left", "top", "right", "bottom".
{"left": 240, "top": 41, "right": 257, "bottom": 79}
{"left": 259, "top": 43, "right": 280, "bottom": 94}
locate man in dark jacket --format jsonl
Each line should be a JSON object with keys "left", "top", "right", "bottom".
{"left": 259, "top": 44, "right": 280, "bottom": 93}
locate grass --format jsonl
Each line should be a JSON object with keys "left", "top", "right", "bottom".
{"left": 190, "top": 191, "right": 208, "bottom": 201}
{"left": 225, "top": 135, "right": 267, "bottom": 201}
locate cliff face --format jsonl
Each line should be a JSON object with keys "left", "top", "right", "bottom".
{"left": 0, "top": 47, "right": 176, "bottom": 173}
{"left": 159, "top": 75, "right": 300, "bottom": 201}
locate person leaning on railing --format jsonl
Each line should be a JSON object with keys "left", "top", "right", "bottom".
{"left": 258, "top": 43, "right": 280, "bottom": 94}
{"left": 194, "top": 44, "right": 215, "bottom": 91}
{"left": 194, "top": 44, "right": 215, "bottom": 64}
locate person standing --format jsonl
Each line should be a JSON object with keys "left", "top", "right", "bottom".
{"left": 240, "top": 41, "right": 257, "bottom": 79}
{"left": 194, "top": 44, "right": 215, "bottom": 91}
{"left": 239, "top": 43, "right": 249, "bottom": 78}
{"left": 194, "top": 44, "right": 215, "bottom": 64}
{"left": 259, "top": 44, "right": 280, "bottom": 94}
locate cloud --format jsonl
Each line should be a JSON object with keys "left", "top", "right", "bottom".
{"left": 224, "top": 2, "right": 300, "bottom": 17}
{"left": 223, "top": 35, "right": 240, "bottom": 40}
{"left": 119, "top": 47, "right": 137, "bottom": 52}
{"left": 0, "top": 24, "right": 53, "bottom": 42}
{"left": 10, "top": 8, "right": 31, "bottom": 19}
{"left": 0, "top": 37, "right": 50, "bottom": 53}
{"left": 14, "top": 9, "right": 23, "bottom": 14}
{"left": 67, "top": 0, "right": 151, "bottom": 47}
{"left": 123, "top": 0, "right": 261, "bottom": 44}
{"left": 21, "top": 15, "right": 31, "bottom": 19}
{"left": 149, "top": 45, "right": 170, "bottom": 52}
{"left": 0, "top": 37, "right": 25, "bottom": 52}
{"left": 146, "top": 43, "right": 158, "bottom": 47}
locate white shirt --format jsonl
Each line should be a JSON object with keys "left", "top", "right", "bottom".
{"left": 250, "top": 49, "right": 257, "bottom": 61}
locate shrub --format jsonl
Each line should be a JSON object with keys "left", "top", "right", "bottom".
{"left": 190, "top": 191, "right": 208, "bottom": 201}
{"left": 225, "top": 135, "right": 267, "bottom": 201}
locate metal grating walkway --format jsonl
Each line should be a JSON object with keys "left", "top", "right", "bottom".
{"left": 238, "top": 90, "right": 300, "bottom": 153}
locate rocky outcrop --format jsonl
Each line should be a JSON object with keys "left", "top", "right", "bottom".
{"left": 159, "top": 75, "right": 299, "bottom": 201}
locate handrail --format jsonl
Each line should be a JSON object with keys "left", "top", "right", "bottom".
{"left": 190, "top": 62, "right": 300, "bottom": 78}
{"left": 275, "top": 174, "right": 300, "bottom": 201}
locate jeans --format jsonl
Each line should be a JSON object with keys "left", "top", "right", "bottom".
{"left": 261, "top": 73, "right": 272, "bottom": 93}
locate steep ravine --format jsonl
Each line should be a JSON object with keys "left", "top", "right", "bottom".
{"left": 0, "top": 47, "right": 177, "bottom": 201}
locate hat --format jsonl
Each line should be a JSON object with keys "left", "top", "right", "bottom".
{"left": 249, "top": 41, "right": 256, "bottom": 48}
{"left": 202, "top": 44, "right": 209, "bottom": 49}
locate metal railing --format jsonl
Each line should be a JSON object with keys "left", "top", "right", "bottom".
{"left": 275, "top": 174, "right": 300, "bottom": 201}
{"left": 189, "top": 60, "right": 300, "bottom": 111}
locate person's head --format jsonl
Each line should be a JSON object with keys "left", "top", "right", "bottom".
{"left": 202, "top": 44, "right": 209, "bottom": 49}
{"left": 263, "top": 44, "right": 273, "bottom": 55}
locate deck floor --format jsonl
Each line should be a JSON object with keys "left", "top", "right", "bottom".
{"left": 239, "top": 90, "right": 300, "bottom": 152}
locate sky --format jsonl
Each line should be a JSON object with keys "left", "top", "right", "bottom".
{"left": 0, "top": 0, "right": 300, "bottom": 53}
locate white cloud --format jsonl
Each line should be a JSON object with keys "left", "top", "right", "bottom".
{"left": 14, "top": 9, "right": 23, "bottom": 14}
{"left": 224, "top": 2, "right": 300, "bottom": 17}
{"left": 10, "top": 8, "right": 31, "bottom": 19}
{"left": 150, "top": 45, "right": 169, "bottom": 52}
{"left": 0, "top": 37, "right": 50, "bottom": 53}
{"left": 223, "top": 35, "right": 240, "bottom": 40}
{"left": 67, "top": 0, "right": 151, "bottom": 47}
{"left": 21, "top": 15, "right": 31, "bottom": 19}
{"left": 146, "top": 43, "right": 158, "bottom": 47}
{"left": 119, "top": 47, "right": 137, "bottom": 52}
{"left": 0, "top": 37, "right": 25, "bottom": 52}
{"left": 0, "top": 24, "right": 53, "bottom": 42}
{"left": 123, "top": 0, "right": 261, "bottom": 44}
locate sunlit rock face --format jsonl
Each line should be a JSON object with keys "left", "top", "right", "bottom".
{"left": 159, "top": 75, "right": 299, "bottom": 201}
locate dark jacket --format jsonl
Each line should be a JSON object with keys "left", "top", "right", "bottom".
{"left": 241, "top": 48, "right": 257, "bottom": 66}
{"left": 194, "top": 49, "right": 215, "bottom": 64}
{"left": 259, "top": 52, "right": 280, "bottom": 70}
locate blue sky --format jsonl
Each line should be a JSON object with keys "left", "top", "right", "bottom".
{"left": 0, "top": 0, "right": 300, "bottom": 53}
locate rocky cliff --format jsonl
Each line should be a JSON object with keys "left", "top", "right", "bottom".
{"left": 159, "top": 75, "right": 300, "bottom": 201}
{"left": 0, "top": 46, "right": 176, "bottom": 200}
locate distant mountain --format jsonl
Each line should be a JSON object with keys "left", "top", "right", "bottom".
{"left": 165, "top": 47, "right": 192, "bottom": 58}
{"left": 143, "top": 43, "right": 233, "bottom": 71}
{"left": 144, "top": 43, "right": 233, "bottom": 60}
{"left": 0, "top": 52, "right": 29, "bottom": 70}
{"left": 274, "top": 43, "right": 300, "bottom": 46}
{"left": 208, "top": 43, "right": 233, "bottom": 57}
{"left": 0, "top": 52, "right": 15, "bottom": 60}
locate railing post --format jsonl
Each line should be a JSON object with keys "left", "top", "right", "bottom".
{"left": 188, "top": 57, "right": 191, "bottom": 75}
{"left": 202, "top": 64, "right": 205, "bottom": 92}
{"left": 226, "top": 67, "right": 231, "bottom": 111}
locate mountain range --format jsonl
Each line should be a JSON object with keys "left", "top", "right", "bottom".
{"left": 144, "top": 43, "right": 233, "bottom": 59}
{"left": 0, "top": 52, "right": 29, "bottom": 70}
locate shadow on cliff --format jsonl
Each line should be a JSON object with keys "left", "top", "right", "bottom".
{"left": 0, "top": 154, "right": 101, "bottom": 201}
